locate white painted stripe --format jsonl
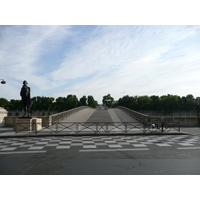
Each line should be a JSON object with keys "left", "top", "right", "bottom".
{"left": 0, "top": 150, "right": 47, "bottom": 154}
{"left": 177, "top": 147, "right": 200, "bottom": 150}
{"left": 79, "top": 148, "right": 149, "bottom": 152}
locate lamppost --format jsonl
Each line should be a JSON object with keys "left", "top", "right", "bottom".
{"left": 0, "top": 79, "right": 6, "bottom": 84}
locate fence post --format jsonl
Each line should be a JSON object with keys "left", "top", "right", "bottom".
{"left": 106, "top": 122, "right": 108, "bottom": 133}
{"left": 143, "top": 123, "right": 146, "bottom": 133}
{"left": 96, "top": 122, "right": 98, "bottom": 134}
{"left": 76, "top": 122, "right": 78, "bottom": 133}
{"left": 161, "top": 122, "right": 164, "bottom": 133}
{"left": 124, "top": 122, "right": 127, "bottom": 134}
{"left": 56, "top": 121, "right": 58, "bottom": 134}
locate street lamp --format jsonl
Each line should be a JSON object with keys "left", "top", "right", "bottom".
{"left": 0, "top": 79, "right": 6, "bottom": 84}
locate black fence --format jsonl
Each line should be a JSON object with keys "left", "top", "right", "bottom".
{"left": 15, "top": 121, "right": 180, "bottom": 134}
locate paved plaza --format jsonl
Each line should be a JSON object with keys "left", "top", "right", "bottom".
{"left": 1, "top": 134, "right": 200, "bottom": 153}
{"left": 1, "top": 134, "right": 200, "bottom": 175}
{"left": 0, "top": 107, "right": 200, "bottom": 175}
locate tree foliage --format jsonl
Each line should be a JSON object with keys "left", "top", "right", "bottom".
{"left": 102, "top": 94, "right": 114, "bottom": 108}
{"left": 87, "top": 95, "right": 98, "bottom": 108}
{"left": 1, "top": 93, "right": 199, "bottom": 113}
{"left": 80, "top": 95, "right": 87, "bottom": 106}
{"left": 0, "top": 95, "right": 98, "bottom": 111}
{"left": 116, "top": 94, "right": 199, "bottom": 113}
{"left": 0, "top": 98, "right": 9, "bottom": 110}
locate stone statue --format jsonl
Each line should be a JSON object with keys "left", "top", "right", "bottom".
{"left": 20, "top": 80, "right": 32, "bottom": 117}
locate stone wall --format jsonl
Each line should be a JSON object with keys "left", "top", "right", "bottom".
{"left": 0, "top": 107, "right": 8, "bottom": 127}
{"left": 117, "top": 106, "right": 149, "bottom": 123}
{"left": 149, "top": 116, "right": 199, "bottom": 127}
{"left": 4, "top": 117, "right": 19, "bottom": 127}
{"left": 4, "top": 106, "right": 89, "bottom": 127}
{"left": 117, "top": 106, "right": 199, "bottom": 127}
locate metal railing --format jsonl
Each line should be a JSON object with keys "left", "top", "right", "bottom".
{"left": 15, "top": 121, "right": 180, "bottom": 134}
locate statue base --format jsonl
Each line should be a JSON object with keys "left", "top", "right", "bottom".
{"left": 14, "top": 118, "right": 42, "bottom": 132}
{"left": 19, "top": 116, "right": 32, "bottom": 119}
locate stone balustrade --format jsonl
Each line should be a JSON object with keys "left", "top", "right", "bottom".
{"left": 117, "top": 106, "right": 199, "bottom": 126}
{"left": 4, "top": 106, "right": 89, "bottom": 127}
{"left": 117, "top": 106, "right": 150, "bottom": 123}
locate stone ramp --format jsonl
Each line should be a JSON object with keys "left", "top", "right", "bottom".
{"left": 86, "top": 109, "right": 113, "bottom": 123}
{"left": 60, "top": 107, "right": 139, "bottom": 124}
{"left": 113, "top": 108, "right": 142, "bottom": 123}
{"left": 60, "top": 107, "right": 95, "bottom": 122}
{"left": 107, "top": 109, "right": 121, "bottom": 122}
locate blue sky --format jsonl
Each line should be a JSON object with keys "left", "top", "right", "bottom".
{"left": 0, "top": 25, "right": 200, "bottom": 103}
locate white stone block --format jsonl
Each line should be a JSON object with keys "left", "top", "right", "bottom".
{"left": 0, "top": 107, "right": 8, "bottom": 127}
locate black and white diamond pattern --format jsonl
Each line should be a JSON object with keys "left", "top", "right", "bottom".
{"left": 0, "top": 135, "right": 200, "bottom": 152}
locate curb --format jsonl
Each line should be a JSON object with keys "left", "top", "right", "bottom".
{"left": 0, "top": 132, "right": 189, "bottom": 139}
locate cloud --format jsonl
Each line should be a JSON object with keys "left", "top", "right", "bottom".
{"left": 50, "top": 25, "right": 199, "bottom": 82}
{"left": 51, "top": 25, "right": 200, "bottom": 102}
{"left": 0, "top": 25, "right": 72, "bottom": 89}
{"left": 1, "top": 25, "right": 200, "bottom": 102}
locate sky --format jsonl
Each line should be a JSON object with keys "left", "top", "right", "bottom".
{"left": 0, "top": 1, "right": 200, "bottom": 196}
{"left": 0, "top": 25, "right": 200, "bottom": 103}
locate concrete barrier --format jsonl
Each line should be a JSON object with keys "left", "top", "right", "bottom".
{"left": 4, "top": 116, "right": 18, "bottom": 127}
{"left": 50, "top": 106, "right": 89, "bottom": 124}
{"left": 14, "top": 118, "right": 42, "bottom": 132}
{"left": 150, "top": 116, "right": 198, "bottom": 127}
{"left": 117, "top": 106, "right": 199, "bottom": 127}
{"left": 4, "top": 106, "right": 89, "bottom": 128}
{"left": 0, "top": 107, "right": 8, "bottom": 127}
{"left": 117, "top": 106, "right": 149, "bottom": 123}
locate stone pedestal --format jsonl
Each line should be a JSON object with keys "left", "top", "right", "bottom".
{"left": 14, "top": 118, "right": 42, "bottom": 132}
{"left": 32, "top": 118, "right": 42, "bottom": 131}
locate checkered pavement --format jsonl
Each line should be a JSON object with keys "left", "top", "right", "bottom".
{"left": 0, "top": 135, "right": 200, "bottom": 152}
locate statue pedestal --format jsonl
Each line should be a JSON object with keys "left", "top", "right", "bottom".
{"left": 32, "top": 118, "right": 42, "bottom": 131}
{"left": 14, "top": 118, "right": 42, "bottom": 132}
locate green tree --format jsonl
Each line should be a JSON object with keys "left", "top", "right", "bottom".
{"left": 185, "top": 94, "right": 195, "bottom": 111}
{"left": 55, "top": 97, "right": 66, "bottom": 111}
{"left": 10, "top": 99, "right": 22, "bottom": 110}
{"left": 65, "top": 94, "right": 79, "bottom": 110}
{"left": 118, "top": 95, "right": 137, "bottom": 110}
{"left": 31, "top": 96, "right": 55, "bottom": 110}
{"left": 137, "top": 96, "right": 152, "bottom": 110}
{"left": 0, "top": 98, "right": 9, "bottom": 109}
{"left": 102, "top": 94, "right": 114, "bottom": 108}
{"left": 88, "top": 95, "right": 98, "bottom": 108}
{"left": 160, "top": 94, "right": 181, "bottom": 113}
{"left": 80, "top": 96, "right": 87, "bottom": 106}
{"left": 150, "top": 95, "right": 161, "bottom": 111}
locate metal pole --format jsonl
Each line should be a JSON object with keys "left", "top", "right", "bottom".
{"left": 56, "top": 121, "right": 58, "bottom": 134}
{"left": 76, "top": 122, "right": 78, "bottom": 133}
{"left": 106, "top": 122, "right": 108, "bottom": 133}
{"left": 124, "top": 122, "right": 127, "bottom": 134}
{"left": 161, "top": 122, "right": 164, "bottom": 133}
{"left": 143, "top": 123, "right": 146, "bottom": 133}
{"left": 96, "top": 123, "right": 98, "bottom": 134}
